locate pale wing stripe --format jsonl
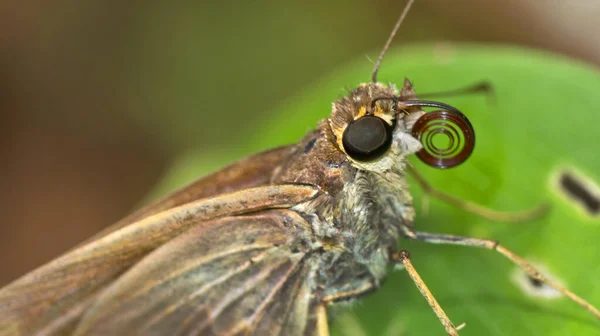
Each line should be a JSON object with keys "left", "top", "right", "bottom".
{"left": 228, "top": 254, "right": 307, "bottom": 335}
{"left": 268, "top": 270, "right": 308, "bottom": 336}
{"left": 36, "top": 292, "right": 97, "bottom": 336}
{"left": 125, "top": 243, "right": 275, "bottom": 303}
{"left": 209, "top": 257, "right": 295, "bottom": 319}
{"left": 192, "top": 255, "right": 295, "bottom": 334}
{"left": 138, "top": 248, "right": 273, "bottom": 332}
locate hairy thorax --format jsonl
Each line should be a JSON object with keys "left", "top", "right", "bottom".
{"left": 271, "top": 82, "right": 422, "bottom": 302}
{"left": 285, "top": 160, "right": 415, "bottom": 304}
{"left": 274, "top": 129, "right": 415, "bottom": 302}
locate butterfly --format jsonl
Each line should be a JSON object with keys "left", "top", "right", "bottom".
{"left": 1, "top": 1, "right": 599, "bottom": 335}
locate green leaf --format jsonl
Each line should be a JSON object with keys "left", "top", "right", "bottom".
{"left": 154, "top": 43, "right": 600, "bottom": 335}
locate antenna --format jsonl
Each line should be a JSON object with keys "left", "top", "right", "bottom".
{"left": 371, "top": 0, "right": 415, "bottom": 83}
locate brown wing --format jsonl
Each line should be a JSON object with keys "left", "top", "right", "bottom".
{"left": 93, "top": 145, "right": 296, "bottom": 240}
{"left": 0, "top": 185, "right": 317, "bottom": 335}
{"left": 74, "top": 210, "right": 320, "bottom": 336}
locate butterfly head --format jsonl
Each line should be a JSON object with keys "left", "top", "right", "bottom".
{"left": 329, "top": 79, "right": 475, "bottom": 172}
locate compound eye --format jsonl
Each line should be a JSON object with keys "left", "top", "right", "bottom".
{"left": 342, "top": 115, "right": 394, "bottom": 161}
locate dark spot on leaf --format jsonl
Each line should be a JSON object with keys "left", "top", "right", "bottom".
{"left": 528, "top": 276, "right": 543, "bottom": 288}
{"left": 559, "top": 172, "right": 600, "bottom": 216}
{"left": 512, "top": 265, "right": 561, "bottom": 299}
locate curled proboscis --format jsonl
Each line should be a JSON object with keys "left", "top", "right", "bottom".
{"left": 411, "top": 109, "right": 475, "bottom": 168}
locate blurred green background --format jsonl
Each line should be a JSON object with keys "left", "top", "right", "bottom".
{"left": 2, "top": 1, "right": 600, "bottom": 335}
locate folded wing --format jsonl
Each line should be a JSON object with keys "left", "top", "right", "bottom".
{"left": 75, "top": 210, "right": 319, "bottom": 336}
{"left": 0, "top": 185, "right": 317, "bottom": 335}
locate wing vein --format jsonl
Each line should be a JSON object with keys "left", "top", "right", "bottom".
{"left": 194, "top": 253, "right": 294, "bottom": 334}
{"left": 131, "top": 243, "right": 274, "bottom": 302}
{"left": 140, "top": 248, "right": 273, "bottom": 332}
{"left": 233, "top": 254, "right": 307, "bottom": 334}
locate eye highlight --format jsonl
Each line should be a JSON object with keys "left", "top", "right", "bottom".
{"left": 342, "top": 115, "right": 394, "bottom": 161}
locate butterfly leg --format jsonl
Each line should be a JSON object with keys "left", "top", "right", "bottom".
{"left": 407, "top": 165, "right": 549, "bottom": 223}
{"left": 391, "top": 250, "right": 460, "bottom": 336}
{"left": 316, "top": 303, "right": 330, "bottom": 336}
{"left": 407, "top": 230, "right": 600, "bottom": 320}
{"left": 317, "top": 281, "right": 379, "bottom": 335}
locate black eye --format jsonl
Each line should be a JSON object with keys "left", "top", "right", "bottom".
{"left": 342, "top": 115, "right": 394, "bottom": 161}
